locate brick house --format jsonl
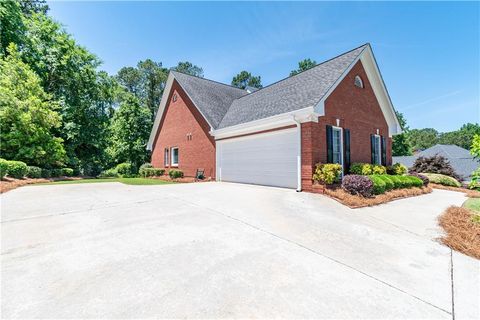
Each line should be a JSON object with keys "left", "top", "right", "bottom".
{"left": 147, "top": 44, "right": 401, "bottom": 191}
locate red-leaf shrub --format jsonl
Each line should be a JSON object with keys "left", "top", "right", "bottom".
{"left": 342, "top": 174, "right": 373, "bottom": 197}
{"left": 410, "top": 155, "right": 460, "bottom": 180}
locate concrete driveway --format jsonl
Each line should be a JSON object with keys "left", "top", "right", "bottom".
{"left": 1, "top": 182, "right": 478, "bottom": 319}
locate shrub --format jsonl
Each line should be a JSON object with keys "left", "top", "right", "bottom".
{"left": 388, "top": 175, "right": 402, "bottom": 189}
{"left": 99, "top": 168, "right": 118, "bottom": 178}
{"left": 372, "top": 165, "right": 387, "bottom": 175}
{"left": 410, "top": 155, "right": 460, "bottom": 180}
{"left": 423, "top": 173, "right": 461, "bottom": 187}
{"left": 406, "top": 175, "right": 424, "bottom": 188}
{"left": 409, "top": 172, "right": 429, "bottom": 187}
{"left": 349, "top": 163, "right": 373, "bottom": 175}
{"left": 26, "top": 166, "right": 42, "bottom": 178}
{"left": 313, "top": 163, "right": 343, "bottom": 185}
{"left": 0, "top": 159, "right": 8, "bottom": 179}
{"left": 169, "top": 169, "right": 184, "bottom": 179}
{"left": 6, "top": 161, "right": 27, "bottom": 178}
{"left": 387, "top": 163, "right": 408, "bottom": 175}
{"left": 341, "top": 174, "right": 373, "bottom": 197}
{"left": 115, "top": 162, "right": 135, "bottom": 177}
{"left": 138, "top": 163, "right": 153, "bottom": 177}
{"left": 41, "top": 168, "right": 52, "bottom": 178}
{"left": 62, "top": 168, "right": 74, "bottom": 177}
{"left": 368, "top": 175, "right": 387, "bottom": 194}
{"left": 374, "top": 174, "right": 394, "bottom": 191}
{"left": 50, "top": 168, "right": 63, "bottom": 177}
{"left": 469, "top": 167, "right": 480, "bottom": 191}
{"left": 140, "top": 168, "right": 165, "bottom": 177}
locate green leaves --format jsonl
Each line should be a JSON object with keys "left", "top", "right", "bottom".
{"left": 290, "top": 58, "right": 317, "bottom": 76}
{"left": 231, "top": 71, "right": 262, "bottom": 89}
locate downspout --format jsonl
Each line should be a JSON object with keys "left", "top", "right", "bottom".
{"left": 292, "top": 116, "right": 302, "bottom": 192}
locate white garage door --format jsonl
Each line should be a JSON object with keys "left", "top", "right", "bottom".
{"left": 216, "top": 128, "right": 298, "bottom": 189}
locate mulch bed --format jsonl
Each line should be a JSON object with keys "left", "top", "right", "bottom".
{"left": 438, "top": 206, "right": 480, "bottom": 259}
{"left": 322, "top": 187, "right": 433, "bottom": 209}
{"left": 0, "top": 177, "right": 83, "bottom": 193}
{"left": 430, "top": 183, "right": 480, "bottom": 198}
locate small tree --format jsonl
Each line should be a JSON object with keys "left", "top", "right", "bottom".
{"left": 470, "top": 134, "right": 480, "bottom": 159}
{"left": 0, "top": 44, "right": 66, "bottom": 167}
{"left": 410, "top": 155, "right": 460, "bottom": 180}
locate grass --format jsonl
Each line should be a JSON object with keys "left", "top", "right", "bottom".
{"left": 38, "top": 177, "right": 173, "bottom": 186}
{"left": 438, "top": 205, "right": 480, "bottom": 260}
{"left": 462, "top": 198, "right": 480, "bottom": 212}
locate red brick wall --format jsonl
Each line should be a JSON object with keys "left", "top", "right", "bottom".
{"left": 151, "top": 80, "right": 216, "bottom": 178}
{"left": 302, "top": 60, "right": 392, "bottom": 191}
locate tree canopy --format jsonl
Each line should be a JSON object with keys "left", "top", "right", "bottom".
{"left": 171, "top": 61, "right": 204, "bottom": 77}
{"left": 231, "top": 71, "right": 262, "bottom": 89}
{"left": 290, "top": 58, "right": 317, "bottom": 76}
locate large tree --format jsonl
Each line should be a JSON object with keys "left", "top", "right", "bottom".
{"left": 231, "top": 71, "right": 262, "bottom": 89}
{"left": 392, "top": 111, "right": 412, "bottom": 156}
{"left": 438, "top": 123, "right": 480, "bottom": 150}
{"left": 18, "top": 0, "right": 49, "bottom": 16}
{"left": 0, "top": 44, "right": 65, "bottom": 166}
{"left": 290, "top": 58, "right": 317, "bottom": 76}
{"left": 407, "top": 128, "right": 439, "bottom": 151}
{"left": 171, "top": 61, "right": 204, "bottom": 77}
{"left": 0, "top": 0, "right": 25, "bottom": 56}
{"left": 107, "top": 93, "right": 152, "bottom": 170}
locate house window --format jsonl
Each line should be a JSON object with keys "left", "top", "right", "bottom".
{"left": 354, "top": 75, "right": 364, "bottom": 88}
{"left": 171, "top": 147, "right": 179, "bottom": 166}
{"left": 332, "top": 127, "right": 343, "bottom": 166}
{"left": 164, "top": 148, "right": 169, "bottom": 166}
{"left": 373, "top": 135, "right": 381, "bottom": 164}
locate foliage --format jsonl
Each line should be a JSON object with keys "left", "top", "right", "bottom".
{"left": 6, "top": 160, "right": 28, "bottom": 178}
{"left": 392, "top": 133, "right": 412, "bottom": 156}
{"left": 410, "top": 155, "right": 460, "bottom": 180}
{"left": 0, "top": 158, "right": 9, "bottom": 178}
{"left": 231, "top": 71, "right": 262, "bottom": 89}
{"left": 18, "top": 0, "right": 49, "bottom": 16}
{"left": 369, "top": 174, "right": 423, "bottom": 193}
{"left": 171, "top": 61, "right": 204, "bottom": 77}
{"left": 470, "top": 134, "right": 480, "bottom": 159}
{"left": 26, "top": 165, "right": 42, "bottom": 178}
{"left": 312, "top": 163, "right": 342, "bottom": 185}
{"left": 408, "top": 172, "right": 429, "bottom": 186}
{"left": 0, "top": 44, "right": 66, "bottom": 167}
{"left": 341, "top": 174, "right": 373, "bottom": 198}
{"left": 140, "top": 168, "right": 165, "bottom": 177}
{"left": 438, "top": 123, "right": 480, "bottom": 150}
{"left": 42, "top": 177, "right": 172, "bottom": 186}
{"left": 468, "top": 167, "right": 480, "bottom": 191}
{"left": 372, "top": 164, "right": 386, "bottom": 175}
{"left": 349, "top": 163, "right": 373, "bottom": 175}
{"left": 423, "top": 173, "right": 461, "bottom": 187}
{"left": 168, "top": 169, "right": 184, "bottom": 179}
{"left": 50, "top": 168, "right": 63, "bottom": 177}
{"left": 290, "top": 58, "right": 317, "bottom": 76}
{"left": 115, "top": 162, "right": 135, "bottom": 178}
{"left": 40, "top": 168, "right": 51, "bottom": 178}
{"left": 0, "top": 0, "right": 25, "bottom": 56}
{"left": 368, "top": 175, "right": 387, "bottom": 194}
{"left": 62, "top": 168, "right": 74, "bottom": 177}
{"left": 374, "top": 174, "right": 394, "bottom": 191}
{"left": 387, "top": 163, "right": 408, "bottom": 175}
{"left": 99, "top": 168, "right": 118, "bottom": 178}
{"left": 106, "top": 94, "right": 152, "bottom": 170}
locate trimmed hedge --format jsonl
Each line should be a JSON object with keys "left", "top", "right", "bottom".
{"left": 115, "top": 162, "right": 135, "bottom": 177}
{"left": 350, "top": 163, "right": 373, "bottom": 175}
{"left": 369, "top": 175, "right": 386, "bottom": 194}
{"left": 99, "top": 168, "right": 118, "bottom": 178}
{"left": 313, "top": 163, "right": 342, "bottom": 184}
{"left": 140, "top": 168, "right": 165, "bottom": 177}
{"left": 368, "top": 174, "right": 424, "bottom": 194}
{"left": 26, "top": 166, "right": 42, "bottom": 178}
{"left": 423, "top": 173, "right": 461, "bottom": 187}
{"left": 62, "top": 168, "right": 74, "bottom": 177}
{"left": 168, "top": 169, "right": 184, "bottom": 179}
{"left": 6, "top": 161, "right": 28, "bottom": 178}
{"left": 0, "top": 159, "right": 8, "bottom": 178}
{"left": 408, "top": 172, "right": 429, "bottom": 187}
{"left": 341, "top": 174, "right": 373, "bottom": 197}
{"left": 41, "top": 168, "right": 52, "bottom": 178}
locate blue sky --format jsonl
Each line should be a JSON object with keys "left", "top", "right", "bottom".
{"left": 48, "top": 1, "right": 479, "bottom": 132}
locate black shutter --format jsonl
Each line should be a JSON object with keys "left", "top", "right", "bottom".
{"left": 344, "top": 129, "right": 351, "bottom": 172}
{"left": 370, "top": 134, "right": 375, "bottom": 164}
{"left": 381, "top": 136, "right": 387, "bottom": 166}
{"left": 326, "top": 125, "right": 333, "bottom": 163}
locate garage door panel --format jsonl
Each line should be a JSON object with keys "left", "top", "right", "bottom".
{"left": 217, "top": 129, "right": 298, "bottom": 189}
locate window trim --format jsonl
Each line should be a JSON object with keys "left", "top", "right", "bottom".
{"left": 170, "top": 147, "right": 179, "bottom": 167}
{"left": 164, "top": 148, "right": 169, "bottom": 166}
{"left": 373, "top": 134, "right": 382, "bottom": 165}
{"left": 331, "top": 125, "right": 344, "bottom": 169}
{"left": 354, "top": 75, "right": 364, "bottom": 88}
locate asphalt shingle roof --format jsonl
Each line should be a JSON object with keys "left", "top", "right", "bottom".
{"left": 171, "top": 71, "right": 248, "bottom": 128}
{"left": 218, "top": 44, "right": 367, "bottom": 129}
{"left": 393, "top": 144, "right": 480, "bottom": 180}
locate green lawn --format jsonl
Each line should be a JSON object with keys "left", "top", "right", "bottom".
{"left": 38, "top": 178, "right": 173, "bottom": 186}
{"left": 462, "top": 198, "right": 480, "bottom": 212}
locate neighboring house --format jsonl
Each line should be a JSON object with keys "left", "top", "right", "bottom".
{"left": 393, "top": 144, "right": 480, "bottom": 180}
{"left": 147, "top": 44, "right": 402, "bottom": 191}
